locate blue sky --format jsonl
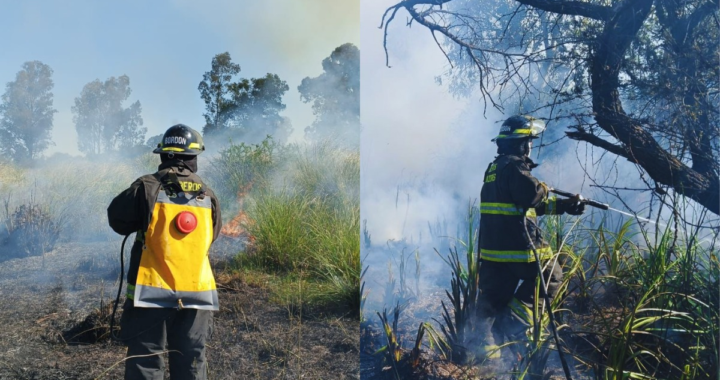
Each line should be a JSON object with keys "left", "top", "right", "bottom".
{"left": 0, "top": 0, "right": 359, "bottom": 156}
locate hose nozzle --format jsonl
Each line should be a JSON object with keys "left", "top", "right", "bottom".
{"left": 550, "top": 188, "right": 609, "bottom": 210}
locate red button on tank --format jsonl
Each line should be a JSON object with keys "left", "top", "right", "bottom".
{"left": 175, "top": 211, "right": 197, "bottom": 233}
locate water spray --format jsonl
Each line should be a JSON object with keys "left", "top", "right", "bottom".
{"left": 550, "top": 188, "right": 668, "bottom": 227}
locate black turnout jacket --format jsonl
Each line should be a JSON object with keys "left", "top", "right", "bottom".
{"left": 479, "top": 154, "right": 561, "bottom": 263}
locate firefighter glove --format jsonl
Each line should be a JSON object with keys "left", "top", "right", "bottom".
{"left": 559, "top": 195, "right": 585, "bottom": 215}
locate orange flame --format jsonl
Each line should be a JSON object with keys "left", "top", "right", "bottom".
{"left": 219, "top": 182, "right": 255, "bottom": 243}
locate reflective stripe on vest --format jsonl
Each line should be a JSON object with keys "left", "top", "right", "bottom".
{"left": 480, "top": 246, "right": 553, "bottom": 263}
{"left": 134, "top": 190, "right": 218, "bottom": 310}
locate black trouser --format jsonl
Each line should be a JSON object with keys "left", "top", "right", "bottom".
{"left": 476, "top": 259, "right": 563, "bottom": 342}
{"left": 120, "top": 300, "right": 214, "bottom": 380}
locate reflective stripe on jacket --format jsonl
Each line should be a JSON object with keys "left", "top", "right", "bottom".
{"left": 479, "top": 154, "right": 559, "bottom": 263}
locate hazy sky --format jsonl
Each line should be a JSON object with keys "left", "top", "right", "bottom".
{"left": 0, "top": 0, "right": 359, "bottom": 156}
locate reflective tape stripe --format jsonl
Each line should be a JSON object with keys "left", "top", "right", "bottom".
{"left": 512, "top": 129, "right": 532, "bottom": 135}
{"left": 126, "top": 284, "right": 135, "bottom": 300}
{"left": 481, "top": 203, "right": 537, "bottom": 217}
{"left": 480, "top": 202, "right": 524, "bottom": 215}
{"left": 480, "top": 246, "right": 553, "bottom": 262}
{"left": 161, "top": 147, "right": 185, "bottom": 152}
{"left": 133, "top": 284, "right": 219, "bottom": 310}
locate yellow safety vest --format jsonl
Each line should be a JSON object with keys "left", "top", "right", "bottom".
{"left": 133, "top": 188, "right": 218, "bottom": 310}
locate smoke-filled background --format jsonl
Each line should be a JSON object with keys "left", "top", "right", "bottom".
{"left": 360, "top": 1, "right": 718, "bottom": 378}
{"left": 360, "top": 0, "right": 717, "bottom": 307}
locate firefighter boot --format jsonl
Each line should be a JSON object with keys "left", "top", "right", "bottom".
{"left": 469, "top": 317, "right": 501, "bottom": 362}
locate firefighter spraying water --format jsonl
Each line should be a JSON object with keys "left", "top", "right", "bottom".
{"left": 474, "top": 115, "right": 583, "bottom": 379}
{"left": 473, "top": 115, "right": 678, "bottom": 380}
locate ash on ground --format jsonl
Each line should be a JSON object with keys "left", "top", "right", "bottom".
{"left": 0, "top": 240, "right": 359, "bottom": 380}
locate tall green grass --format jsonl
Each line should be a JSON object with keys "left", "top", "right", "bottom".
{"left": 223, "top": 140, "right": 360, "bottom": 314}
{"left": 414, "top": 207, "right": 719, "bottom": 379}
{"left": 547, "top": 218, "right": 717, "bottom": 379}
{"left": 204, "top": 136, "right": 276, "bottom": 219}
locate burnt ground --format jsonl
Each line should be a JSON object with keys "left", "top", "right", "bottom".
{"left": 0, "top": 239, "right": 359, "bottom": 380}
{"left": 360, "top": 289, "right": 595, "bottom": 380}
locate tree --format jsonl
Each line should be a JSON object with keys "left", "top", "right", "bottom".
{"left": 146, "top": 133, "right": 163, "bottom": 149}
{"left": 0, "top": 61, "right": 57, "bottom": 164}
{"left": 199, "top": 53, "right": 291, "bottom": 143}
{"left": 381, "top": 0, "right": 719, "bottom": 215}
{"left": 198, "top": 52, "right": 241, "bottom": 136}
{"left": 298, "top": 43, "right": 360, "bottom": 145}
{"left": 234, "top": 73, "right": 292, "bottom": 142}
{"left": 72, "top": 75, "right": 145, "bottom": 155}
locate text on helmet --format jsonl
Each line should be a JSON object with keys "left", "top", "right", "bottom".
{"left": 165, "top": 136, "right": 188, "bottom": 145}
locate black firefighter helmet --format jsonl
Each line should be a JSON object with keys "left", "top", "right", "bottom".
{"left": 153, "top": 124, "right": 205, "bottom": 155}
{"left": 491, "top": 115, "right": 546, "bottom": 142}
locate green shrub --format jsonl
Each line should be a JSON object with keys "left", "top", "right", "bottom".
{"left": 244, "top": 141, "right": 360, "bottom": 313}
{"left": 204, "top": 136, "right": 276, "bottom": 218}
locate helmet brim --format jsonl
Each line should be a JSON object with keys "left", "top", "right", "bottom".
{"left": 491, "top": 135, "right": 539, "bottom": 142}
{"left": 152, "top": 146, "right": 204, "bottom": 155}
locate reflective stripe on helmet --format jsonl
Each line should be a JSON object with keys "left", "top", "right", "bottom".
{"left": 493, "top": 116, "right": 546, "bottom": 141}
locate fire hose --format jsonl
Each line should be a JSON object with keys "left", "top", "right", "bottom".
{"left": 549, "top": 188, "right": 609, "bottom": 210}
{"left": 109, "top": 234, "right": 130, "bottom": 341}
{"left": 521, "top": 189, "right": 607, "bottom": 379}
{"left": 110, "top": 234, "right": 176, "bottom": 342}
{"left": 524, "top": 218, "right": 573, "bottom": 380}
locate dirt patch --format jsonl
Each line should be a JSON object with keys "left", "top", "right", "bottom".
{"left": 0, "top": 241, "right": 359, "bottom": 380}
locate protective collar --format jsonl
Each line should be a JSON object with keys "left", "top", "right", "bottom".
{"left": 158, "top": 156, "right": 197, "bottom": 173}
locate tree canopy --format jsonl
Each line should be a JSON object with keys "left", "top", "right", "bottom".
{"left": 298, "top": 43, "right": 360, "bottom": 145}
{"left": 0, "top": 61, "right": 57, "bottom": 164}
{"left": 72, "top": 75, "right": 145, "bottom": 155}
{"left": 199, "top": 52, "right": 291, "bottom": 144}
{"left": 382, "top": 0, "right": 719, "bottom": 215}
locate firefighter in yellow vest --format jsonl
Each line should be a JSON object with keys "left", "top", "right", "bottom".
{"left": 108, "top": 124, "right": 222, "bottom": 380}
{"left": 472, "top": 115, "right": 584, "bottom": 361}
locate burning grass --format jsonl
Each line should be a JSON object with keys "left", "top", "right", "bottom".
{"left": 361, "top": 206, "right": 719, "bottom": 380}
{"left": 207, "top": 138, "right": 361, "bottom": 316}
{"left": 0, "top": 139, "right": 361, "bottom": 378}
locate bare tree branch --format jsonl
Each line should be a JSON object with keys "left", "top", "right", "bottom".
{"left": 515, "top": 0, "right": 612, "bottom": 21}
